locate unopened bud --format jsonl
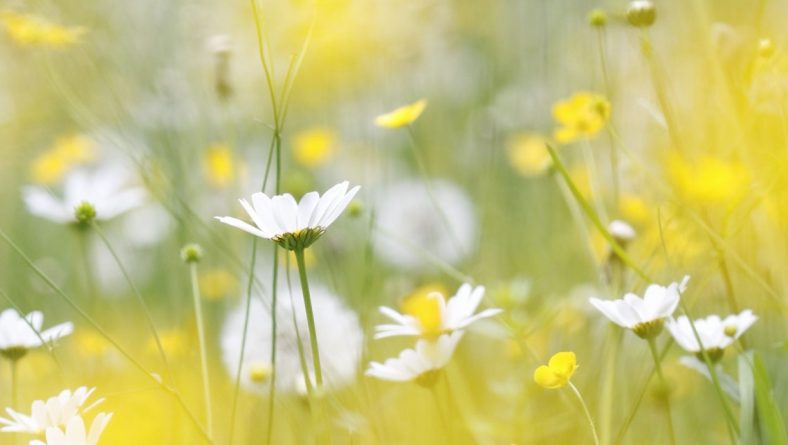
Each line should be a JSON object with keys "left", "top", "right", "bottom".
{"left": 180, "top": 243, "right": 203, "bottom": 263}
{"left": 587, "top": 9, "right": 607, "bottom": 27}
{"left": 627, "top": 0, "right": 656, "bottom": 27}
{"left": 74, "top": 201, "right": 96, "bottom": 225}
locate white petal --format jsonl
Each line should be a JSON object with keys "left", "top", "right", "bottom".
{"left": 215, "top": 216, "right": 269, "bottom": 238}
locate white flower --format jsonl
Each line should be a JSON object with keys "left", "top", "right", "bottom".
{"left": 215, "top": 181, "right": 360, "bottom": 250}
{"left": 589, "top": 276, "right": 689, "bottom": 338}
{"left": 0, "top": 387, "right": 101, "bottom": 434}
{"left": 667, "top": 310, "right": 757, "bottom": 359}
{"left": 30, "top": 413, "right": 112, "bottom": 445}
{"left": 375, "top": 283, "right": 501, "bottom": 339}
{"left": 0, "top": 309, "right": 73, "bottom": 359}
{"left": 366, "top": 332, "right": 463, "bottom": 386}
{"left": 220, "top": 283, "right": 363, "bottom": 395}
{"left": 372, "top": 179, "right": 477, "bottom": 270}
{"left": 608, "top": 219, "right": 636, "bottom": 242}
{"left": 22, "top": 166, "right": 146, "bottom": 224}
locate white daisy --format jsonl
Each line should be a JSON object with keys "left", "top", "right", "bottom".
{"left": 30, "top": 413, "right": 112, "bottom": 445}
{"left": 375, "top": 283, "right": 501, "bottom": 339}
{"left": 22, "top": 166, "right": 146, "bottom": 224}
{"left": 667, "top": 310, "right": 757, "bottom": 361}
{"left": 0, "top": 387, "right": 101, "bottom": 434}
{"left": 220, "top": 283, "right": 363, "bottom": 395}
{"left": 589, "top": 276, "right": 689, "bottom": 339}
{"left": 372, "top": 179, "right": 477, "bottom": 270}
{"left": 366, "top": 331, "right": 464, "bottom": 386}
{"left": 0, "top": 309, "right": 73, "bottom": 360}
{"left": 215, "top": 181, "right": 360, "bottom": 250}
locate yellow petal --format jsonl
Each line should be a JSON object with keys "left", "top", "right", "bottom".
{"left": 534, "top": 365, "right": 565, "bottom": 389}
{"left": 375, "top": 99, "right": 427, "bottom": 128}
{"left": 548, "top": 351, "right": 578, "bottom": 380}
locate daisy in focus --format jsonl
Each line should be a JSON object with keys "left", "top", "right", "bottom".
{"left": 366, "top": 331, "right": 463, "bottom": 386}
{"left": 22, "top": 166, "right": 146, "bottom": 224}
{"left": 215, "top": 181, "right": 360, "bottom": 251}
{"left": 589, "top": 276, "right": 689, "bottom": 339}
{"left": 667, "top": 309, "right": 757, "bottom": 362}
{"left": 0, "top": 309, "right": 73, "bottom": 360}
{"left": 375, "top": 283, "right": 501, "bottom": 339}
{"left": 0, "top": 387, "right": 102, "bottom": 434}
{"left": 374, "top": 99, "right": 427, "bottom": 128}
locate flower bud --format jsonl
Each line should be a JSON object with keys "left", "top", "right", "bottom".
{"left": 587, "top": 9, "right": 607, "bottom": 27}
{"left": 180, "top": 243, "right": 204, "bottom": 263}
{"left": 74, "top": 201, "right": 96, "bottom": 225}
{"left": 627, "top": 0, "right": 656, "bottom": 27}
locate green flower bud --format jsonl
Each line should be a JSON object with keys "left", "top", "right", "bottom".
{"left": 180, "top": 243, "right": 204, "bottom": 263}
{"left": 587, "top": 9, "right": 607, "bottom": 27}
{"left": 627, "top": 0, "right": 656, "bottom": 27}
{"left": 74, "top": 201, "right": 96, "bottom": 225}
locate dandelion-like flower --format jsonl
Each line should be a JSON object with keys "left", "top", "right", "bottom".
{"left": 589, "top": 276, "right": 689, "bottom": 339}
{"left": 215, "top": 181, "right": 359, "bottom": 251}
{"left": 22, "top": 167, "right": 146, "bottom": 224}
{"left": 0, "top": 387, "right": 101, "bottom": 434}
{"left": 533, "top": 351, "right": 578, "bottom": 389}
{"left": 0, "top": 309, "right": 73, "bottom": 360}
{"left": 366, "top": 332, "right": 463, "bottom": 387}
{"left": 666, "top": 310, "right": 757, "bottom": 362}
{"left": 375, "top": 283, "right": 501, "bottom": 339}
{"left": 374, "top": 99, "right": 427, "bottom": 128}
{"left": 30, "top": 413, "right": 112, "bottom": 445}
{"left": 552, "top": 92, "right": 611, "bottom": 144}
{"left": 220, "top": 284, "right": 363, "bottom": 395}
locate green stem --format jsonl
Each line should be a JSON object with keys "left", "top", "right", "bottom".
{"left": 647, "top": 338, "right": 676, "bottom": 445}
{"left": 10, "top": 358, "right": 18, "bottom": 409}
{"left": 266, "top": 248, "right": 280, "bottom": 445}
{"left": 189, "top": 263, "right": 213, "bottom": 439}
{"left": 639, "top": 29, "right": 683, "bottom": 152}
{"left": 294, "top": 247, "right": 323, "bottom": 389}
{"left": 568, "top": 382, "right": 600, "bottom": 445}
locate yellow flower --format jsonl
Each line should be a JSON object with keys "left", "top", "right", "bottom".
{"left": 534, "top": 351, "right": 578, "bottom": 389}
{"left": 148, "top": 328, "right": 188, "bottom": 356}
{"left": 1, "top": 11, "right": 85, "bottom": 47}
{"left": 375, "top": 99, "right": 427, "bottom": 128}
{"left": 202, "top": 143, "right": 235, "bottom": 188}
{"left": 292, "top": 128, "right": 337, "bottom": 168}
{"left": 506, "top": 133, "right": 551, "bottom": 176}
{"left": 29, "top": 134, "right": 96, "bottom": 185}
{"left": 619, "top": 193, "right": 651, "bottom": 225}
{"left": 552, "top": 92, "right": 610, "bottom": 144}
{"left": 667, "top": 153, "right": 751, "bottom": 205}
{"left": 198, "top": 268, "right": 238, "bottom": 301}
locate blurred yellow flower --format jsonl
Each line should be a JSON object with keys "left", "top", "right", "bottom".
{"left": 292, "top": 128, "right": 337, "bottom": 168}
{"left": 667, "top": 154, "right": 751, "bottom": 205}
{"left": 534, "top": 351, "right": 578, "bottom": 389}
{"left": 73, "top": 330, "right": 111, "bottom": 357}
{"left": 198, "top": 268, "right": 238, "bottom": 301}
{"left": 202, "top": 143, "right": 235, "bottom": 188}
{"left": 619, "top": 193, "right": 651, "bottom": 225}
{"left": 506, "top": 133, "right": 551, "bottom": 176}
{"left": 1, "top": 11, "right": 85, "bottom": 47}
{"left": 148, "top": 328, "right": 188, "bottom": 356}
{"left": 552, "top": 92, "right": 610, "bottom": 144}
{"left": 375, "top": 99, "right": 427, "bottom": 128}
{"left": 30, "top": 134, "right": 96, "bottom": 185}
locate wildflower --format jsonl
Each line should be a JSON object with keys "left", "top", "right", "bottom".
{"left": 533, "top": 351, "right": 578, "bottom": 389}
{"left": 589, "top": 276, "right": 689, "bottom": 339}
{"left": 22, "top": 166, "right": 146, "bottom": 224}
{"left": 666, "top": 310, "right": 757, "bottom": 362}
{"left": 375, "top": 283, "right": 501, "bottom": 339}
{"left": 374, "top": 99, "right": 427, "bottom": 128}
{"left": 0, "top": 387, "right": 100, "bottom": 434}
{"left": 552, "top": 92, "right": 610, "bottom": 144}
{"left": 0, "top": 309, "right": 73, "bottom": 361}
{"left": 198, "top": 268, "right": 237, "bottom": 301}
{"left": 626, "top": 0, "right": 656, "bottom": 27}
{"left": 220, "top": 284, "right": 362, "bottom": 395}
{"left": 372, "top": 179, "right": 477, "bottom": 270}
{"left": 292, "top": 128, "right": 337, "bottom": 168}
{"left": 215, "top": 181, "right": 359, "bottom": 251}
{"left": 608, "top": 219, "right": 636, "bottom": 244}
{"left": 0, "top": 11, "right": 85, "bottom": 47}
{"left": 587, "top": 9, "right": 607, "bottom": 27}
{"left": 30, "top": 135, "right": 96, "bottom": 185}
{"left": 30, "top": 413, "right": 112, "bottom": 445}
{"left": 667, "top": 154, "right": 751, "bottom": 206}
{"left": 506, "top": 133, "right": 551, "bottom": 177}
{"left": 202, "top": 144, "right": 236, "bottom": 188}
{"left": 180, "top": 243, "right": 203, "bottom": 263}
{"left": 366, "top": 332, "right": 463, "bottom": 387}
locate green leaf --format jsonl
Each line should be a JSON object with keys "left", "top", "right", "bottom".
{"left": 751, "top": 352, "right": 788, "bottom": 445}
{"left": 738, "top": 353, "right": 755, "bottom": 445}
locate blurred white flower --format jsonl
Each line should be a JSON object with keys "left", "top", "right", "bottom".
{"left": 372, "top": 179, "right": 477, "bottom": 270}
{"left": 220, "top": 284, "right": 363, "bottom": 395}
{"left": 375, "top": 283, "right": 501, "bottom": 339}
{"left": 589, "top": 276, "right": 689, "bottom": 339}
{"left": 667, "top": 310, "right": 757, "bottom": 359}
{"left": 22, "top": 167, "right": 146, "bottom": 224}
{"left": 366, "top": 332, "right": 463, "bottom": 386}
{"left": 0, "top": 309, "right": 73, "bottom": 359}
{"left": 0, "top": 387, "right": 101, "bottom": 434}
{"left": 216, "top": 181, "right": 360, "bottom": 250}
{"left": 29, "top": 413, "right": 112, "bottom": 445}
{"left": 607, "top": 219, "right": 636, "bottom": 242}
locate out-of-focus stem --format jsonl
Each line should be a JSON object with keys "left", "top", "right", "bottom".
{"left": 189, "top": 262, "right": 213, "bottom": 439}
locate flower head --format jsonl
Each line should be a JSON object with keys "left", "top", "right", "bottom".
{"left": 626, "top": 0, "right": 656, "bottom": 27}
{"left": 667, "top": 310, "right": 757, "bottom": 362}
{"left": 30, "top": 135, "right": 96, "bottom": 185}
{"left": 366, "top": 332, "right": 463, "bottom": 387}
{"left": 534, "top": 351, "right": 578, "bottom": 389}
{"left": 375, "top": 283, "right": 501, "bottom": 339}
{"left": 22, "top": 166, "right": 146, "bottom": 224}
{"left": 589, "top": 276, "right": 689, "bottom": 339}
{"left": 30, "top": 413, "right": 112, "bottom": 445}
{"left": 0, "top": 387, "right": 100, "bottom": 434}
{"left": 0, "top": 309, "right": 73, "bottom": 360}
{"left": 215, "top": 181, "right": 359, "bottom": 251}
{"left": 552, "top": 92, "right": 610, "bottom": 144}
{"left": 292, "top": 127, "right": 337, "bottom": 168}
{"left": 202, "top": 143, "right": 237, "bottom": 188}
{"left": 374, "top": 99, "right": 427, "bottom": 128}
{"left": 506, "top": 133, "right": 551, "bottom": 177}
